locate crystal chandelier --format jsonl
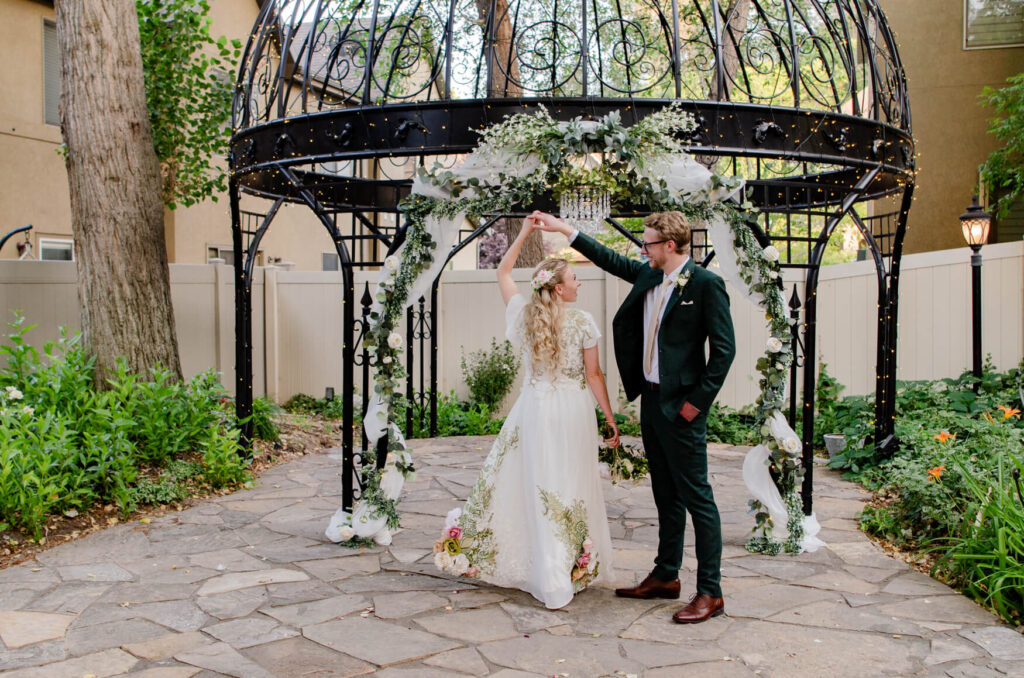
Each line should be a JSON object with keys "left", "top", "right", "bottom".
{"left": 559, "top": 185, "right": 610, "bottom": 235}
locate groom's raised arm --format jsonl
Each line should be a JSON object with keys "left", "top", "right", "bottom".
{"left": 570, "top": 233, "right": 644, "bottom": 284}
{"left": 528, "top": 211, "right": 643, "bottom": 283}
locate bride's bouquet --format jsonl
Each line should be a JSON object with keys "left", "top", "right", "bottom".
{"left": 598, "top": 441, "right": 649, "bottom": 485}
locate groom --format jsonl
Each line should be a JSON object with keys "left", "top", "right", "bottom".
{"left": 529, "top": 210, "right": 735, "bottom": 623}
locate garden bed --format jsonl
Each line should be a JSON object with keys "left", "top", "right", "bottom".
{"left": 0, "top": 412, "right": 342, "bottom": 569}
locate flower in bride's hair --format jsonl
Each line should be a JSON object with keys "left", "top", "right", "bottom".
{"left": 532, "top": 269, "right": 555, "bottom": 291}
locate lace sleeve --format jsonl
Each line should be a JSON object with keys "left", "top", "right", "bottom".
{"left": 580, "top": 310, "right": 601, "bottom": 349}
{"left": 505, "top": 294, "right": 527, "bottom": 345}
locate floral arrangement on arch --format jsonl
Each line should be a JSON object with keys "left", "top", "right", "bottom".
{"left": 330, "top": 104, "right": 818, "bottom": 556}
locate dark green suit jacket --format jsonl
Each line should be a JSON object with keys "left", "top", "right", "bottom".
{"left": 573, "top": 233, "right": 736, "bottom": 421}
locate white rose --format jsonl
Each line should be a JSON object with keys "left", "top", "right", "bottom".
{"left": 337, "top": 526, "right": 355, "bottom": 541}
{"left": 762, "top": 245, "right": 780, "bottom": 262}
{"left": 384, "top": 255, "right": 400, "bottom": 271}
{"left": 387, "top": 332, "right": 403, "bottom": 350}
{"left": 5, "top": 386, "right": 23, "bottom": 401}
{"left": 434, "top": 551, "right": 453, "bottom": 571}
{"left": 782, "top": 436, "right": 802, "bottom": 454}
{"left": 382, "top": 356, "right": 392, "bottom": 364}
{"left": 766, "top": 337, "right": 784, "bottom": 353}
{"left": 451, "top": 553, "right": 470, "bottom": 576}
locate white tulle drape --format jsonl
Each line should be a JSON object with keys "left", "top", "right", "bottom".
{"left": 328, "top": 139, "right": 824, "bottom": 553}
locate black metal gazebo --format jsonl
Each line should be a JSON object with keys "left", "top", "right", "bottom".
{"left": 229, "top": 0, "right": 914, "bottom": 514}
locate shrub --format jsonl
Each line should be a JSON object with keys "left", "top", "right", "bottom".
{"left": 250, "top": 396, "right": 281, "bottom": 442}
{"left": 0, "top": 314, "right": 253, "bottom": 537}
{"left": 283, "top": 393, "right": 347, "bottom": 420}
{"left": 461, "top": 339, "right": 519, "bottom": 411}
{"left": 706, "top": 403, "right": 759, "bottom": 445}
{"left": 201, "top": 427, "right": 251, "bottom": 488}
{"left": 406, "top": 391, "right": 504, "bottom": 438}
{"left": 939, "top": 454, "right": 1024, "bottom": 626}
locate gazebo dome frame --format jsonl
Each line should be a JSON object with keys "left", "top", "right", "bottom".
{"left": 229, "top": 0, "right": 915, "bottom": 515}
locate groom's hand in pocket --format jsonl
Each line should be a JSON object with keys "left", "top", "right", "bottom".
{"left": 680, "top": 401, "right": 700, "bottom": 422}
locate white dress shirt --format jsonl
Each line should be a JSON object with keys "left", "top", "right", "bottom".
{"left": 643, "top": 260, "right": 687, "bottom": 383}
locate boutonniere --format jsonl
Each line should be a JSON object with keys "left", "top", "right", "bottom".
{"left": 669, "top": 270, "right": 692, "bottom": 303}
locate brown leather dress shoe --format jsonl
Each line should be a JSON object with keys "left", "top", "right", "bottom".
{"left": 672, "top": 593, "right": 725, "bottom": 623}
{"left": 615, "top": 575, "right": 681, "bottom": 600}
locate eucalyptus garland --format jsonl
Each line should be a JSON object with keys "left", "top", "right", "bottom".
{"left": 359, "top": 105, "right": 805, "bottom": 554}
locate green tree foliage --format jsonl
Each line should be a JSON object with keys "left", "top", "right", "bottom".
{"left": 980, "top": 72, "right": 1024, "bottom": 217}
{"left": 137, "top": 0, "right": 241, "bottom": 209}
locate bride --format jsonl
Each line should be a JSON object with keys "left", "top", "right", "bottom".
{"left": 434, "top": 218, "right": 619, "bottom": 609}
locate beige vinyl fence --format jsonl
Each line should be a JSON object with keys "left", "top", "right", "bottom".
{"left": 0, "top": 240, "right": 1021, "bottom": 411}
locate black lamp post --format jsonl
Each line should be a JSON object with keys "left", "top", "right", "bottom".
{"left": 960, "top": 195, "right": 992, "bottom": 392}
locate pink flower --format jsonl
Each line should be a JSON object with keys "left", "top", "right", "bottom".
{"left": 445, "top": 526, "right": 463, "bottom": 540}
{"left": 466, "top": 566, "right": 480, "bottom": 578}
{"left": 577, "top": 553, "right": 591, "bottom": 569}
{"left": 582, "top": 538, "right": 593, "bottom": 552}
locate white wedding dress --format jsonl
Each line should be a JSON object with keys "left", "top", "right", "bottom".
{"left": 435, "top": 294, "right": 614, "bottom": 609}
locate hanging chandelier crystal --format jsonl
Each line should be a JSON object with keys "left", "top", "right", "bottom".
{"left": 559, "top": 185, "right": 610, "bottom": 235}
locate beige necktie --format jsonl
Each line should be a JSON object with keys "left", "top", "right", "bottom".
{"left": 644, "top": 278, "right": 672, "bottom": 376}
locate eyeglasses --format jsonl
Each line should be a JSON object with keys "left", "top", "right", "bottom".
{"left": 640, "top": 239, "right": 669, "bottom": 251}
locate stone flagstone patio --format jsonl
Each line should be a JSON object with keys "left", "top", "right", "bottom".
{"left": 2, "top": 438, "right": 1024, "bottom": 677}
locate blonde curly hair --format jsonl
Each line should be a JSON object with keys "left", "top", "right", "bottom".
{"left": 524, "top": 258, "right": 570, "bottom": 377}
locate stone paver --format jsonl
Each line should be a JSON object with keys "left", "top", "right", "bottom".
{"left": 0, "top": 611, "right": 76, "bottom": 649}
{"left": 1, "top": 440, "right": 1022, "bottom": 677}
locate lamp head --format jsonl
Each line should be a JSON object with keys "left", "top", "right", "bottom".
{"left": 960, "top": 195, "right": 991, "bottom": 252}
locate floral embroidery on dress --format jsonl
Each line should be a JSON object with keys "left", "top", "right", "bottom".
{"left": 434, "top": 426, "right": 520, "bottom": 577}
{"left": 538, "top": 488, "right": 599, "bottom": 592}
{"left": 519, "top": 308, "right": 598, "bottom": 390}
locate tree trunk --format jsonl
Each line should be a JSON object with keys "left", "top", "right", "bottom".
{"left": 718, "top": 0, "right": 752, "bottom": 101}
{"left": 504, "top": 218, "right": 546, "bottom": 267}
{"left": 56, "top": 0, "right": 182, "bottom": 384}
{"left": 473, "top": 0, "right": 543, "bottom": 266}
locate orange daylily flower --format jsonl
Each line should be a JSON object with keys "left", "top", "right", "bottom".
{"left": 933, "top": 431, "right": 956, "bottom": 444}
{"left": 997, "top": 405, "right": 1021, "bottom": 420}
{"left": 926, "top": 465, "right": 946, "bottom": 482}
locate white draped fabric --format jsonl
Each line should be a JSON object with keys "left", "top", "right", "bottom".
{"left": 328, "top": 132, "right": 825, "bottom": 553}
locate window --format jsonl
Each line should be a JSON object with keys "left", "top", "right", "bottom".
{"left": 322, "top": 252, "right": 340, "bottom": 271}
{"left": 965, "top": 0, "right": 1024, "bottom": 49}
{"left": 43, "top": 20, "right": 61, "bottom": 125}
{"left": 39, "top": 238, "right": 73, "bottom": 261}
